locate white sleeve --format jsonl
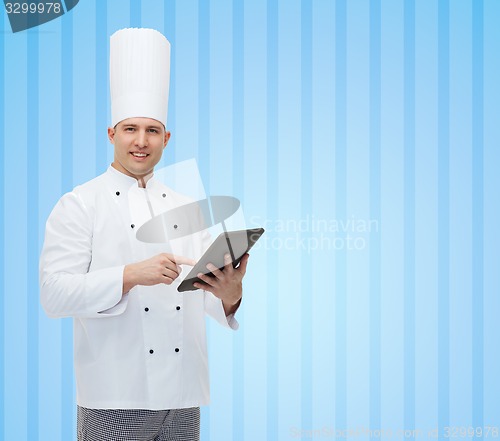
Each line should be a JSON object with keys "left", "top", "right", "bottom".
{"left": 204, "top": 291, "right": 239, "bottom": 330}
{"left": 39, "top": 191, "right": 128, "bottom": 319}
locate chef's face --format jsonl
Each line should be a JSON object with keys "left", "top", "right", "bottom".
{"left": 108, "top": 117, "right": 171, "bottom": 180}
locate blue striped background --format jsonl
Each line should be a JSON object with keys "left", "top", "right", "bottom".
{"left": 2, "top": 1, "right": 500, "bottom": 440}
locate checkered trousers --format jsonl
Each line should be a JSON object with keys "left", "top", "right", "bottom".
{"left": 77, "top": 406, "right": 200, "bottom": 441}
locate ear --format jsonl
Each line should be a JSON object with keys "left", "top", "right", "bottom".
{"left": 107, "top": 127, "right": 116, "bottom": 144}
{"left": 163, "top": 131, "right": 171, "bottom": 149}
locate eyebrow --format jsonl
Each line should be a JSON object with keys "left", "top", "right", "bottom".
{"left": 122, "top": 124, "right": 162, "bottom": 130}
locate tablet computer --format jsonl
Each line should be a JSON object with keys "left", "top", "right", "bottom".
{"left": 177, "top": 228, "right": 265, "bottom": 292}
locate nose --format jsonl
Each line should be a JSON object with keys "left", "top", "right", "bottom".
{"left": 135, "top": 130, "right": 148, "bottom": 148}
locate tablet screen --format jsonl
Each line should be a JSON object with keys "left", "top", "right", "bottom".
{"left": 177, "top": 228, "right": 264, "bottom": 292}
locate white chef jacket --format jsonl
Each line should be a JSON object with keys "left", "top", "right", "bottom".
{"left": 39, "top": 165, "right": 238, "bottom": 410}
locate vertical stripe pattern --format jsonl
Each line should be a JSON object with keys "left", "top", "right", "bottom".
{"left": 27, "top": 27, "right": 39, "bottom": 441}
{"left": 369, "top": 0, "right": 381, "bottom": 436}
{"left": 300, "top": 0, "right": 312, "bottom": 435}
{"left": 335, "top": 0, "right": 347, "bottom": 432}
{"left": 266, "top": 1, "right": 278, "bottom": 440}
{"left": 0, "top": 1, "right": 498, "bottom": 440}
{"left": 0, "top": 10, "right": 5, "bottom": 441}
{"left": 60, "top": 10, "right": 74, "bottom": 441}
{"left": 472, "top": 0, "right": 484, "bottom": 429}
{"left": 95, "top": 1, "right": 107, "bottom": 172}
{"left": 404, "top": 0, "right": 416, "bottom": 433}
{"left": 165, "top": 0, "right": 175, "bottom": 157}
{"left": 198, "top": 2, "right": 210, "bottom": 440}
{"left": 438, "top": 1, "right": 450, "bottom": 439}
{"left": 232, "top": 2, "right": 244, "bottom": 440}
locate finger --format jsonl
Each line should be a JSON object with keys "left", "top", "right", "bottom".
{"left": 193, "top": 281, "right": 216, "bottom": 293}
{"left": 223, "top": 253, "right": 234, "bottom": 272}
{"left": 163, "top": 261, "right": 187, "bottom": 277}
{"left": 163, "top": 253, "right": 197, "bottom": 267}
{"left": 162, "top": 263, "right": 180, "bottom": 278}
{"left": 236, "top": 253, "right": 250, "bottom": 276}
{"left": 197, "top": 272, "right": 217, "bottom": 288}
{"left": 162, "top": 276, "right": 175, "bottom": 285}
{"left": 162, "top": 267, "right": 180, "bottom": 280}
{"left": 205, "top": 263, "right": 224, "bottom": 280}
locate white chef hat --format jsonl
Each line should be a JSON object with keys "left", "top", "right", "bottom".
{"left": 110, "top": 28, "right": 171, "bottom": 127}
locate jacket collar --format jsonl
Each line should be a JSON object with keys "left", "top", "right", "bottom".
{"left": 107, "top": 165, "right": 154, "bottom": 189}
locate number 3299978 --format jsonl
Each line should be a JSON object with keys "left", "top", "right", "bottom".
{"left": 444, "top": 426, "right": 499, "bottom": 438}
{"left": 5, "top": 2, "right": 62, "bottom": 14}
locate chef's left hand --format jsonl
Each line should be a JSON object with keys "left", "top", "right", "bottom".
{"left": 194, "top": 253, "right": 249, "bottom": 316}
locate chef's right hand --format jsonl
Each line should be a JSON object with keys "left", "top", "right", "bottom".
{"left": 122, "top": 253, "right": 197, "bottom": 294}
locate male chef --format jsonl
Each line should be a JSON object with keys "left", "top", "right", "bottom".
{"left": 39, "top": 28, "right": 248, "bottom": 441}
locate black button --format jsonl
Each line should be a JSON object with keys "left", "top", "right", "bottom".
{"left": 162, "top": 193, "right": 166, "bottom": 198}
{"left": 176, "top": 306, "right": 181, "bottom": 311}
{"left": 175, "top": 348, "right": 180, "bottom": 353}
{"left": 145, "top": 307, "right": 149, "bottom": 312}
{"left": 149, "top": 349, "right": 154, "bottom": 354}
{"left": 116, "top": 191, "right": 120, "bottom": 196}
{"left": 174, "top": 224, "right": 178, "bottom": 229}
{"left": 131, "top": 224, "right": 135, "bottom": 229}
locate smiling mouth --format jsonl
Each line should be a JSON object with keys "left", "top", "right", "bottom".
{"left": 130, "top": 152, "right": 149, "bottom": 158}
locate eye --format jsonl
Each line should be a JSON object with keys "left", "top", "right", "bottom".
{"left": 147, "top": 128, "right": 159, "bottom": 134}
{"left": 124, "top": 127, "right": 135, "bottom": 132}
